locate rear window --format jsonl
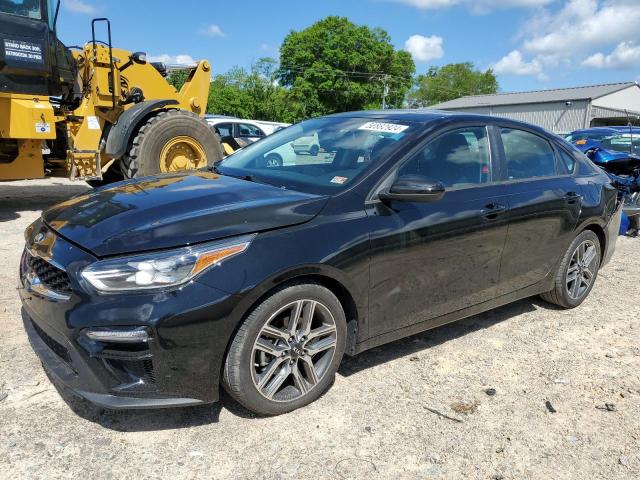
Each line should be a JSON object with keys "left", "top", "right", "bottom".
{"left": 557, "top": 148, "right": 576, "bottom": 175}
{"left": 501, "top": 128, "right": 557, "bottom": 180}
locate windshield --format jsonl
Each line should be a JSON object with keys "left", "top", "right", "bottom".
{"left": 0, "top": 0, "right": 42, "bottom": 19}
{"left": 217, "top": 116, "right": 418, "bottom": 195}
{"left": 600, "top": 134, "right": 640, "bottom": 156}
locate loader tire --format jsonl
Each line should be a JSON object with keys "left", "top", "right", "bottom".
{"left": 120, "top": 110, "right": 224, "bottom": 179}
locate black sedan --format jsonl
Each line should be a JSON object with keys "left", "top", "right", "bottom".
{"left": 19, "top": 111, "right": 621, "bottom": 415}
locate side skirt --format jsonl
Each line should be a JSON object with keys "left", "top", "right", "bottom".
{"left": 352, "top": 281, "right": 549, "bottom": 355}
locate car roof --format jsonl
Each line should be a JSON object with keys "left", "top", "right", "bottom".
{"left": 206, "top": 117, "right": 265, "bottom": 126}
{"left": 328, "top": 109, "right": 553, "bottom": 136}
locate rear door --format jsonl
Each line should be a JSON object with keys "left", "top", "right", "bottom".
{"left": 494, "top": 126, "right": 582, "bottom": 296}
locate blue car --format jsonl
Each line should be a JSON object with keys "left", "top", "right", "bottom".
{"left": 566, "top": 127, "right": 640, "bottom": 172}
{"left": 566, "top": 127, "right": 640, "bottom": 235}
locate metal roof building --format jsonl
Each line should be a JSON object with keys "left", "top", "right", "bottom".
{"left": 429, "top": 82, "right": 640, "bottom": 134}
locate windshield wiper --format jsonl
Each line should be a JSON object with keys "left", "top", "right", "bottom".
{"left": 209, "top": 165, "right": 276, "bottom": 186}
{"left": 212, "top": 168, "right": 257, "bottom": 183}
{"left": 209, "top": 165, "right": 221, "bottom": 174}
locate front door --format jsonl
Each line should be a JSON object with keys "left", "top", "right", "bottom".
{"left": 367, "top": 126, "right": 510, "bottom": 337}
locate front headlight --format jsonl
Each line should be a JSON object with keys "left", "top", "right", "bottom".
{"left": 81, "top": 235, "right": 255, "bottom": 292}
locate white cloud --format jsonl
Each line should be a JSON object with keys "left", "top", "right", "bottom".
{"left": 490, "top": 0, "right": 640, "bottom": 81}
{"left": 392, "top": 0, "right": 552, "bottom": 13}
{"left": 522, "top": 0, "right": 640, "bottom": 56}
{"left": 492, "top": 50, "right": 548, "bottom": 80}
{"left": 582, "top": 41, "right": 640, "bottom": 69}
{"left": 199, "top": 24, "right": 226, "bottom": 38}
{"left": 147, "top": 54, "right": 195, "bottom": 65}
{"left": 404, "top": 35, "right": 444, "bottom": 62}
{"left": 64, "top": 0, "right": 96, "bottom": 14}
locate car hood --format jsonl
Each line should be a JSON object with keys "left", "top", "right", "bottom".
{"left": 42, "top": 171, "right": 328, "bottom": 257}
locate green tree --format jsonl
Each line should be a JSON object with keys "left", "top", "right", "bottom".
{"left": 411, "top": 62, "right": 498, "bottom": 107}
{"left": 279, "top": 16, "right": 415, "bottom": 117}
{"left": 166, "top": 69, "right": 190, "bottom": 91}
{"left": 206, "top": 58, "right": 300, "bottom": 123}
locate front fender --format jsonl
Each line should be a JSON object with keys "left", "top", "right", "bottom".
{"left": 215, "top": 263, "right": 367, "bottom": 354}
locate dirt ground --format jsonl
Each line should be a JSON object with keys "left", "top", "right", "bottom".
{"left": 0, "top": 179, "right": 638, "bottom": 480}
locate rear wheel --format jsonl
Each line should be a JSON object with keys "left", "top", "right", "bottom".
{"left": 309, "top": 144, "right": 320, "bottom": 156}
{"left": 222, "top": 282, "right": 346, "bottom": 415}
{"left": 121, "top": 110, "right": 224, "bottom": 178}
{"left": 540, "top": 230, "right": 601, "bottom": 308}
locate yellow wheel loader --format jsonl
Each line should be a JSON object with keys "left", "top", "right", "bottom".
{"left": 0, "top": 0, "right": 223, "bottom": 185}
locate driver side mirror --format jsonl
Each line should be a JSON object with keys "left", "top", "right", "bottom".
{"left": 378, "top": 175, "right": 445, "bottom": 203}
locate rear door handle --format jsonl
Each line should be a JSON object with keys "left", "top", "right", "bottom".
{"left": 565, "top": 191, "right": 582, "bottom": 204}
{"left": 481, "top": 203, "right": 507, "bottom": 220}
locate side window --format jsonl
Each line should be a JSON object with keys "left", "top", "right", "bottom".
{"left": 398, "top": 126, "right": 491, "bottom": 188}
{"left": 501, "top": 128, "right": 557, "bottom": 180}
{"left": 238, "top": 123, "right": 265, "bottom": 138}
{"left": 557, "top": 148, "right": 576, "bottom": 174}
{"left": 214, "top": 123, "right": 233, "bottom": 137}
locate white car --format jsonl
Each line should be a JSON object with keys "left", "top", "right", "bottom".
{"left": 263, "top": 143, "right": 298, "bottom": 167}
{"left": 291, "top": 132, "right": 321, "bottom": 156}
{"left": 205, "top": 116, "right": 291, "bottom": 143}
{"left": 263, "top": 137, "right": 334, "bottom": 167}
{"left": 205, "top": 117, "right": 267, "bottom": 143}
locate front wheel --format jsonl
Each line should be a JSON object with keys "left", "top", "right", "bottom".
{"left": 540, "top": 230, "right": 601, "bottom": 308}
{"left": 222, "top": 282, "right": 346, "bottom": 415}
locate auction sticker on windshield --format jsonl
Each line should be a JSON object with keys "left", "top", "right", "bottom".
{"left": 358, "top": 122, "right": 409, "bottom": 134}
{"left": 330, "top": 176, "right": 348, "bottom": 184}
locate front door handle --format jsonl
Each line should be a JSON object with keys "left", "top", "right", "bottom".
{"left": 565, "top": 191, "right": 582, "bottom": 204}
{"left": 481, "top": 203, "right": 507, "bottom": 220}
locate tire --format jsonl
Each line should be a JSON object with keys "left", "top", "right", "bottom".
{"left": 309, "top": 144, "right": 320, "bottom": 156}
{"left": 120, "top": 110, "right": 224, "bottom": 179}
{"left": 86, "top": 164, "right": 124, "bottom": 188}
{"left": 264, "top": 153, "right": 283, "bottom": 168}
{"left": 540, "top": 230, "right": 601, "bottom": 308}
{"left": 223, "top": 282, "right": 347, "bottom": 416}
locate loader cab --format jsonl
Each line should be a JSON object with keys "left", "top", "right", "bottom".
{"left": 0, "top": 0, "right": 74, "bottom": 97}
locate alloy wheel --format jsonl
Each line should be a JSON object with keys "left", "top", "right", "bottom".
{"left": 566, "top": 239, "right": 598, "bottom": 300}
{"left": 265, "top": 155, "right": 281, "bottom": 168}
{"left": 251, "top": 299, "right": 337, "bottom": 402}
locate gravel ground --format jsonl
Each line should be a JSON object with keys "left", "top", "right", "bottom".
{"left": 1, "top": 179, "right": 638, "bottom": 480}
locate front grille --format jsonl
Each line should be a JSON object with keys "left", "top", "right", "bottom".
{"left": 31, "top": 320, "right": 72, "bottom": 364}
{"left": 23, "top": 251, "right": 72, "bottom": 295}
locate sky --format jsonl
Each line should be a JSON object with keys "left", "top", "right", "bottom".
{"left": 56, "top": 0, "right": 640, "bottom": 93}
